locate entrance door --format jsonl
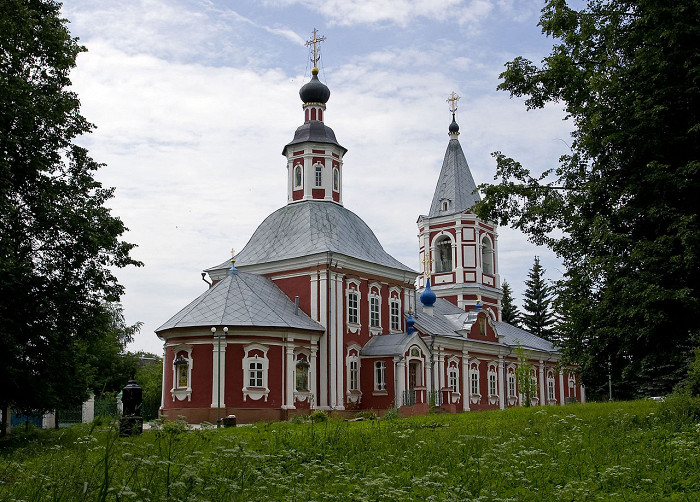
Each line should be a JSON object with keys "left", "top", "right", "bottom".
{"left": 409, "top": 361, "right": 420, "bottom": 390}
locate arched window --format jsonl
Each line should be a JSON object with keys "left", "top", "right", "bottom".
{"left": 294, "top": 164, "right": 302, "bottom": 188}
{"left": 482, "top": 236, "right": 494, "bottom": 275}
{"left": 333, "top": 168, "right": 339, "bottom": 191}
{"left": 435, "top": 236, "right": 452, "bottom": 273}
{"left": 315, "top": 164, "right": 322, "bottom": 187}
{"left": 295, "top": 359, "right": 309, "bottom": 392}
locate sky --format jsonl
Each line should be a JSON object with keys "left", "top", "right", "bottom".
{"left": 60, "top": 0, "right": 575, "bottom": 355}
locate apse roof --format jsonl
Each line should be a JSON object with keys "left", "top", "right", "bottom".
{"left": 207, "top": 201, "right": 415, "bottom": 274}
{"left": 156, "top": 271, "right": 324, "bottom": 333}
{"left": 427, "top": 137, "right": 480, "bottom": 217}
{"left": 493, "top": 321, "right": 557, "bottom": 352}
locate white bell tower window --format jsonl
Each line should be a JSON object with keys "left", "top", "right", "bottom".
{"left": 434, "top": 235, "right": 453, "bottom": 273}
{"left": 482, "top": 236, "right": 494, "bottom": 275}
{"left": 333, "top": 168, "right": 339, "bottom": 191}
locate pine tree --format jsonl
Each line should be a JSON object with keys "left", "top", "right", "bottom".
{"left": 522, "top": 257, "right": 555, "bottom": 341}
{"left": 501, "top": 280, "right": 521, "bottom": 327}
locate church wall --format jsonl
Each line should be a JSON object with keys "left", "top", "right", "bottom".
{"left": 360, "top": 356, "right": 394, "bottom": 410}
{"left": 188, "top": 344, "right": 214, "bottom": 408}
{"left": 272, "top": 275, "right": 312, "bottom": 315}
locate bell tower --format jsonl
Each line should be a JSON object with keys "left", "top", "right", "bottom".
{"left": 283, "top": 29, "right": 347, "bottom": 205}
{"left": 417, "top": 93, "right": 503, "bottom": 320}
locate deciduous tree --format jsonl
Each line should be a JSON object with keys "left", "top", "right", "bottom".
{"left": 474, "top": 0, "right": 700, "bottom": 398}
{"left": 0, "top": 0, "right": 141, "bottom": 433}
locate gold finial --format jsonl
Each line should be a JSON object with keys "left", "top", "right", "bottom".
{"left": 447, "top": 91, "right": 460, "bottom": 115}
{"left": 230, "top": 248, "right": 236, "bottom": 264}
{"left": 422, "top": 251, "right": 434, "bottom": 279}
{"left": 305, "top": 28, "right": 326, "bottom": 73}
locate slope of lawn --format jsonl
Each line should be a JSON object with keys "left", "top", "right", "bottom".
{"left": 1, "top": 398, "right": 698, "bottom": 501}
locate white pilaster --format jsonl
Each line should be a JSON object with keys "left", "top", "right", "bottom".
{"left": 285, "top": 342, "right": 295, "bottom": 410}
{"left": 397, "top": 358, "right": 406, "bottom": 406}
{"left": 558, "top": 371, "right": 565, "bottom": 405}
{"left": 437, "top": 349, "right": 445, "bottom": 392}
{"left": 581, "top": 384, "right": 586, "bottom": 403}
{"left": 318, "top": 273, "right": 328, "bottom": 407}
{"left": 334, "top": 274, "right": 345, "bottom": 410}
{"left": 211, "top": 335, "right": 226, "bottom": 409}
{"left": 498, "top": 356, "right": 505, "bottom": 410}
{"left": 462, "top": 351, "right": 470, "bottom": 411}
{"left": 310, "top": 343, "right": 318, "bottom": 409}
{"left": 538, "top": 362, "right": 546, "bottom": 406}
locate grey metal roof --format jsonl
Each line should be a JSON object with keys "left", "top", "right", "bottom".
{"left": 412, "top": 298, "right": 558, "bottom": 353}
{"left": 282, "top": 121, "right": 347, "bottom": 156}
{"left": 360, "top": 332, "right": 426, "bottom": 357}
{"left": 207, "top": 201, "right": 415, "bottom": 273}
{"left": 156, "top": 271, "right": 325, "bottom": 333}
{"left": 493, "top": 321, "right": 557, "bottom": 353}
{"left": 427, "top": 138, "right": 480, "bottom": 217}
{"left": 412, "top": 298, "right": 468, "bottom": 336}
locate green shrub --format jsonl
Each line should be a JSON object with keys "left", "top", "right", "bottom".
{"left": 310, "top": 409, "right": 328, "bottom": 422}
{"left": 354, "top": 409, "right": 378, "bottom": 420}
{"left": 382, "top": 407, "right": 399, "bottom": 421}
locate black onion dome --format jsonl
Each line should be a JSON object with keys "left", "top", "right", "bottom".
{"left": 299, "top": 72, "right": 330, "bottom": 104}
{"left": 449, "top": 116, "right": 459, "bottom": 133}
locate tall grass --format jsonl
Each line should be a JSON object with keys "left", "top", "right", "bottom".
{"left": 1, "top": 399, "right": 698, "bottom": 501}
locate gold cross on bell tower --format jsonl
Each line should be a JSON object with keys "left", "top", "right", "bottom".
{"left": 305, "top": 28, "right": 326, "bottom": 71}
{"left": 422, "top": 251, "right": 434, "bottom": 279}
{"left": 447, "top": 91, "right": 460, "bottom": 115}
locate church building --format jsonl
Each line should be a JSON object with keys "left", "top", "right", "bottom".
{"left": 156, "top": 36, "right": 584, "bottom": 424}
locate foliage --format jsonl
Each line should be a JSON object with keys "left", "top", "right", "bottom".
{"left": 310, "top": 409, "right": 328, "bottom": 422}
{"left": 521, "top": 257, "right": 555, "bottom": 341}
{"left": 514, "top": 343, "right": 537, "bottom": 406}
{"left": 500, "top": 280, "right": 521, "bottom": 327}
{"left": 134, "top": 356, "right": 163, "bottom": 421}
{"left": 1, "top": 401, "right": 698, "bottom": 500}
{"left": 473, "top": 0, "right": 700, "bottom": 398}
{"left": 0, "top": 0, "right": 141, "bottom": 419}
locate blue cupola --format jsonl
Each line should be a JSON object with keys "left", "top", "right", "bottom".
{"left": 420, "top": 278, "right": 437, "bottom": 307}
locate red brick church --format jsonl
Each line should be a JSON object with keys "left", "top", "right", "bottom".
{"left": 156, "top": 40, "right": 584, "bottom": 424}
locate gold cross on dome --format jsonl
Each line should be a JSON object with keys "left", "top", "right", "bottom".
{"left": 447, "top": 91, "right": 460, "bottom": 115}
{"left": 422, "top": 251, "right": 434, "bottom": 278}
{"left": 305, "top": 28, "right": 326, "bottom": 70}
{"left": 230, "top": 248, "right": 236, "bottom": 263}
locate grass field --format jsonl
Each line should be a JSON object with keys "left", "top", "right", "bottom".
{"left": 1, "top": 398, "right": 698, "bottom": 501}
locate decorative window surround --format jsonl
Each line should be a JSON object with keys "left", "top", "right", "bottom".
{"left": 389, "top": 286, "right": 401, "bottom": 333}
{"left": 368, "top": 282, "right": 382, "bottom": 336}
{"left": 346, "top": 345, "right": 361, "bottom": 404}
{"left": 488, "top": 362, "right": 499, "bottom": 405}
{"left": 447, "top": 357, "right": 460, "bottom": 404}
{"left": 547, "top": 371, "right": 556, "bottom": 404}
{"left": 568, "top": 374, "right": 577, "bottom": 397}
{"left": 469, "top": 361, "right": 481, "bottom": 404}
{"left": 346, "top": 279, "right": 361, "bottom": 333}
{"left": 333, "top": 167, "right": 339, "bottom": 191}
{"left": 171, "top": 344, "right": 193, "bottom": 402}
{"left": 242, "top": 344, "right": 270, "bottom": 402}
{"left": 294, "top": 350, "right": 311, "bottom": 402}
{"left": 481, "top": 235, "right": 495, "bottom": 276}
{"left": 294, "top": 164, "right": 303, "bottom": 188}
{"left": 507, "top": 365, "right": 517, "bottom": 406}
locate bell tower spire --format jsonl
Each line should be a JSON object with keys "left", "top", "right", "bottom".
{"left": 283, "top": 30, "right": 347, "bottom": 205}
{"left": 417, "top": 92, "right": 503, "bottom": 320}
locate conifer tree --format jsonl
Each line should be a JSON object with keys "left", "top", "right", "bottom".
{"left": 522, "top": 257, "right": 555, "bottom": 341}
{"left": 501, "top": 280, "right": 521, "bottom": 327}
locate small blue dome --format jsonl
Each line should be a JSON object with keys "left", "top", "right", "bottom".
{"left": 406, "top": 314, "right": 415, "bottom": 335}
{"left": 420, "top": 279, "right": 437, "bottom": 307}
{"left": 299, "top": 71, "right": 330, "bottom": 104}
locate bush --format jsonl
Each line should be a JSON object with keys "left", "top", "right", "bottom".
{"left": 310, "top": 409, "right": 328, "bottom": 422}
{"left": 382, "top": 408, "right": 399, "bottom": 421}
{"left": 354, "top": 409, "right": 378, "bottom": 420}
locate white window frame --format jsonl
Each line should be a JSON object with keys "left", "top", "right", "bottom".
{"left": 333, "top": 167, "right": 339, "bottom": 191}
{"left": 488, "top": 363, "right": 498, "bottom": 399}
{"left": 170, "top": 344, "right": 193, "bottom": 402}
{"left": 346, "top": 279, "right": 361, "bottom": 334}
{"left": 547, "top": 370, "right": 556, "bottom": 403}
{"left": 368, "top": 282, "right": 382, "bottom": 335}
{"left": 469, "top": 360, "right": 481, "bottom": 404}
{"left": 294, "top": 163, "right": 303, "bottom": 188}
{"left": 314, "top": 163, "right": 323, "bottom": 187}
{"left": 374, "top": 361, "right": 387, "bottom": 392}
{"left": 448, "top": 367, "right": 458, "bottom": 393}
{"left": 346, "top": 345, "right": 362, "bottom": 403}
{"left": 389, "top": 297, "right": 400, "bottom": 332}
{"left": 242, "top": 344, "right": 270, "bottom": 402}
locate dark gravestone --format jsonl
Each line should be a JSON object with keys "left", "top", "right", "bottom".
{"left": 120, "top": 379, "right": 143, "bottom": 436}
